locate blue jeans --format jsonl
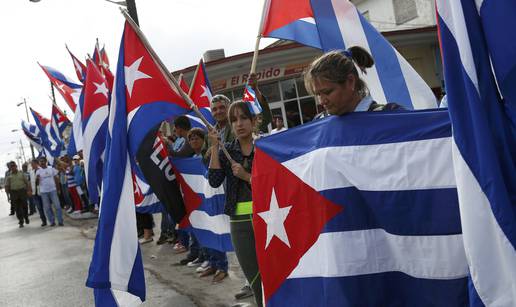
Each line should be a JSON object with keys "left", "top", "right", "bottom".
{"left": 187, "top": 232, "right": 200, "bottom": 259}
{"left": 160, "top": 209, "right": 174, "bottom": 235}
{"left": 207, "top": 248, "right": 228, "bottom": 272}
{"left": 40, "top": 190, "right": 63, "bottom": 225}
{"left": 61, "top": 183, "right": 73, "bottom": 208}
{"left": 30, "top": 195, "right": 46, "bottom": 224}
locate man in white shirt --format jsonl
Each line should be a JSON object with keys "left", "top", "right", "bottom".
{"left": 29, "top": 159, "right": 47, "bottom": 226}
{"left": 36, "top": 157, "right": 63, "bottom": 226}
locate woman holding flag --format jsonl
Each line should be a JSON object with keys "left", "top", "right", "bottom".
{"left": 304, "top": 46, "right": 403, "bottom": 115}
{"left": 208, "top": 75, "right": 270, "bottom": 307}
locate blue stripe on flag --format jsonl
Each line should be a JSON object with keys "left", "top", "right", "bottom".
{"left": 257, "top": 109, "right": 451, "bottom": 163}
{"left": 267, "top": 20, "right": 322, "bottom": 49}
{"left": 268, "top": 273, "right": 468, "bottom": 307}
{"left": 321, "top": 188, "right": 461, "bottom": 235}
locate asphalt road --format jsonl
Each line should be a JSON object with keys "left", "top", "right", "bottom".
{"left": 0, "top": 192, "right": 195, "bottom": 307}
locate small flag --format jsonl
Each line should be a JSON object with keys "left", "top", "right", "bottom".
{"left": 242, "top": 85, "right": 262, "bottom": 115}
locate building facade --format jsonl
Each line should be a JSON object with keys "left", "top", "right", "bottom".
{"left": 174, "top": 0, "right": 443, "bottom": 130}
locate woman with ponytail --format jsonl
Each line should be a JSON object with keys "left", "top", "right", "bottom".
{"left": 305, "top": 46, "right": 403, "bottom": 116}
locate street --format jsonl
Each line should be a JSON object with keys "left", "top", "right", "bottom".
{"left": 0, "top": 193, "right": 195, "bottom": 307}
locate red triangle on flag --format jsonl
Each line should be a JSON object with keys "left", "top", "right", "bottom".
{"left": 252, "top": 147, "right": 343, "bottom": 301}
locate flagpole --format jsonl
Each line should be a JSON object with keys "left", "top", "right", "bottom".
{"left": 187, "top": 60, "right": 201, "bottom": 97}
{"left": 50, "top": 81, "right": 56, "bottom": 104}
{"left": 250, "top": 0, "right": 269, "bottom": 74}
{"left": 119, "top": 8, "right": 235, "bottom": 162}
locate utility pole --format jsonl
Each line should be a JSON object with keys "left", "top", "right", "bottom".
{"left": 17, "top": 98, "right": 36, "bottom": 159}
{"left": 126, "top": 0, "right": 139, "bottom": 26}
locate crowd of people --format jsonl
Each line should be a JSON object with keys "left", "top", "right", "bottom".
{"left": 133, "top": 47, "right": 389, "bottom": 307}
{"left": 5, "top": 47, "right": 395, "bottom": 306}
{"left": 4, "top": 153, "right": 96, "bottom": 228}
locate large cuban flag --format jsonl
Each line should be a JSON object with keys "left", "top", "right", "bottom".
{"left": 81, "top": 59, "right": 109, "bottom": 205}
{"left": 186, "top": 59, "right": 216, "bottom": 128}
{"left": 260, "top": 0, "right": 437, "bottom": 109}
{"left": 437, "top": 1, "right": 516, "bottom": 305}
{"left": 172, "top": 157, "right": 233, "bottom": 252}
{"left": 39, "top": 64, "right": 82, "bottom": 112}
{"left": 252, "top": 110, "right": 469, "bottom": 306}
{"left": 86, "top": 19, "right": 190, "bottom": 306}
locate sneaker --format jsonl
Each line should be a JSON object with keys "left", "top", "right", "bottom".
{"left": 212, "top": 270, "right": 228, "bottom": 283}
{"left": 235, "top": 285, "right": 254, "bottom": 300}
{"left": 25, "top": 218, "right": 30, "bottom": 225}
{"left": 187, "top": 258, "right": 202, "bottom": 267}
{"left": 196, "top": 260, "right": 210, "bottom": 272}
{"left": 66, "top": 208, "right": 73, "bottom": 213}
{"left": 156, "top": 235, "right": 168, "bottom": 245}
{"left": 173, "top": 243, "right": 187, "bottom": 254}
{"left": 50, "top": 223, "right": 56, "bottom": 227}
{"left": 58, "top": 223, "right": 64, "bottom": 226}
{"left": 138, "top": 237, "right": 153, "bottom": 245}
{"left": 179, "top": 255, "right": 197, "bottom": 265}
{"left": 41, "top": 223, "right": 47, "bottom": 227}
{"left": 19, "top": 224, "right": 24, "bottom": 228}
{"left": 9, "top": 212, "right": 15, "bottom": 216}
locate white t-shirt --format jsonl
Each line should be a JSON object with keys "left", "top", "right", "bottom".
{"left": 36, "top": 167, "right": 58, "bottom": 193}
{"left": 270, "top": 127, "right": 287, "bottom": 135}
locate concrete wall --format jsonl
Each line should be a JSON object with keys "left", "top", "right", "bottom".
{"left": 352, "top": 0, "right": 436, "bottom": 31}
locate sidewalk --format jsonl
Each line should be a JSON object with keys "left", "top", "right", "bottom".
{"left": 70, "top": 216, "right": 256, "bottom": 307}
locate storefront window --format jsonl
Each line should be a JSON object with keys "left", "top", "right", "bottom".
{"left": 300, "top": 97, "right": 317, "bottom": 123}
{"left": 296, "top": 77, "right": 309, "bottom": 97}
{"left": 284, "top": 100, "right": 301, "bottom": 128}
{"left": 260, "top": 81, "right": 281, "bottom": 102}
{"left": 232, "top": 87, "right": 244, "bottom": 101}
{"left": 219, "top": 90, "right": 233, "bottom": 101}
{"left": 280, "top": 79, "right": 297, "bottom": 100}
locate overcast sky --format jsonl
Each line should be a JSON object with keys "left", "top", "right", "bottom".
{"left": 0, "top": 0, "right": 276, "bottom": 175}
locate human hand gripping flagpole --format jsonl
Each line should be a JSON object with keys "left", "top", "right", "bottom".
{"left": 119, "top": 8, "right": 235, "bottom": 163}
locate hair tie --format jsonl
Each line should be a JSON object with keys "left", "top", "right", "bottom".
{"left": 342, "top": 49, "right": 353, "bottom": 58}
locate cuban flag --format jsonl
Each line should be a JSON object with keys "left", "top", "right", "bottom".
{"left": 178, "top": 73, "right": 190, "bottom": 94}
{"left": 172, "top": 157, "right": 233, "bottom": 252}
{"left": 66, "top": 45, "right": 87, "bottom": 83}
{"left": 21, "top": 120, "right": 43, "bottom": 151}
{"left": 30, "top": 108, "right": 60, "bottom": 164}
{"left": 437, "top": 1, "right": 516, "bottom": 305}
{"left": 260, "top": 0, "right": 437, "bottom": 109}
{"left": 242, "top": 85, "right": 262, "bottom": 115}
{"left": 252, "top": 110, "right": 469, "bottom": 306}
{"left": 68, "top": 90, "right": 85, "bottom": 156}
{"left": 49, "top": 103, "right": 69, "bottom": 156}
{"left": 186, "top": 59, "right": 216, "bottom": 129}
{"left": 86, "top": 20, "right": 190, "bottom": 306}
{"left": 133, "top": 169, "right": 162, "bottom": 214}
{"left": 475, "top": 2, "right": 516, "bottom": 132}
{"left": 93, "top": 42, "right": 115, "bottom": 91}
{"left": 100, "top": 46, "right": 110, "bottom": 69}
{"left": 39, "top": 64, "right": 82, "bottom": 112}
{"left": 81, "top": 59, "right": 109, "bottom": 205}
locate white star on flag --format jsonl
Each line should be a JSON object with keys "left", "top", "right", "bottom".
{"left": 93, "top": 82, "right": 109, "bottom": 98}
{"left": 244, "top": 92, "right": 250, "bottom": 100}
{"left": 56, "top": 82, "right": 66, "bottom": 92}
{"left": 258, "top": 188, "right": 293, "bottom": 249}
{"left": 124, "top": 56, "right": 151, "bottom": 97}
{"left": 200, "top": 85, "right": 212, "bottom": 101}
{"left": 73, "top": 59, "right": 83, "bottom": 74}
